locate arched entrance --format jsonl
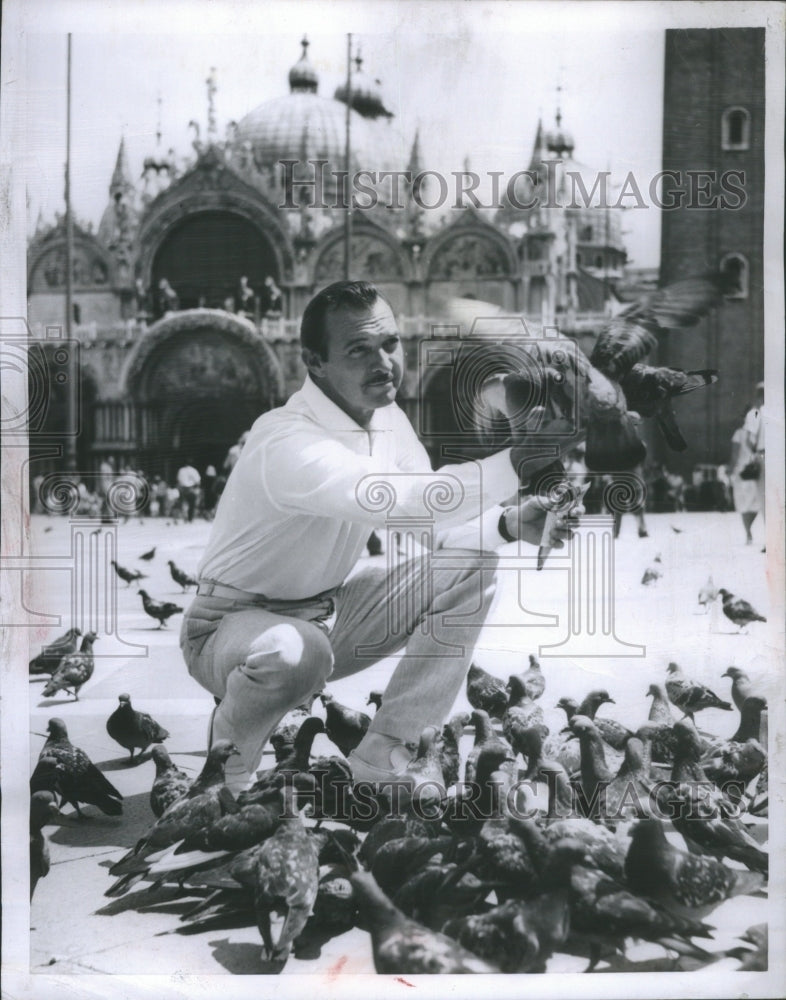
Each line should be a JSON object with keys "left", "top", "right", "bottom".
{"left": 151, "top": 211, "right": 279, "bottom": 314}
{"left": 125, "top": 310, "right": 284, "bottom": 480}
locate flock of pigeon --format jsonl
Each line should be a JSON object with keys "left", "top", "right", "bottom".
{"left": 30, "top": 615, "right": 769, "bottom": 973}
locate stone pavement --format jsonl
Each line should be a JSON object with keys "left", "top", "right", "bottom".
{"left": 9, "top": 510, "right": 781, "bottom": 986}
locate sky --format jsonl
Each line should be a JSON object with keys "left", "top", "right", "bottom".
{"left": 8, "top": 0, "right": 781, "bottom": 269}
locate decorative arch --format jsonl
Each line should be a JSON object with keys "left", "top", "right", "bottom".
{"left": 122, "top": 308, "right": 284, "bottom": 401}
{"left": 28, "top": 227, "right": 115, "bottom": 293}
{"left": 423, "top": 211, "right": 518, "bottom": 281}
{"left": 135, "top": 155, "right": 296, "bottom": 289}
{"left": 721, "top": 106, "right": 751, "bottom": 151}
{"left": 312, "top": 218, "right": 413, "bottom": 284}
{"left": 121, "top": 309, "right": 285, "bottom": 477}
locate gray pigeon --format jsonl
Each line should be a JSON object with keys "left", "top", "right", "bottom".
{"left": 29, "top": 627, "right": 82, "bottom": 675}
{"left": 665, "top": 662, "right": 732, "bottom": 719}
{"left": 32, "top": 717, "right": 123, "bottom": 817}
{"left": 106, "top": 693, "right": 170, "bottom": 762}
{"left": 721, "top": 666, "right": 763, "bottom": 712}
{"left": 30, "top": 790, "right": 61, "bottom": 898}
{"left": 641, "top": 554, "right": 663, "bottom": 586}
{"left": 718, "top": 589, "right": 767, "bottom": 633}
{"left": 42, "top": 632, "right": 98, "bottom": 701}
{"left": 149, "top": 745, "right": 192, "bottom": 817}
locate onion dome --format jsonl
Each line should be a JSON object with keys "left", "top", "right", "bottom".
{"left": 545, "top": 109, "right": 575, "bottom": 157}
{"left": 288, "top": 35, "right": 318, "bottom": 94}
{"left": 334, "top": 53, "right": 393, "bottom": 121}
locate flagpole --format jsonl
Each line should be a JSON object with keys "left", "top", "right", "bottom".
{"left": 64, "top": 32, "right": 77, "bottom": 472}
{"left": 343, "top": 33, "right": 352, "bottom": 280}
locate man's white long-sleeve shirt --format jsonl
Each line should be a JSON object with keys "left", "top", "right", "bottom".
{"left": 198, "top": 375, "right": 519, "bottom": 598}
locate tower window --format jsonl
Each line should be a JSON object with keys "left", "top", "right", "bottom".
{"left": 575, "top": 252, "right": 582, "bottom": 266}
{"left": 721, "top": 107, "right": 750, "bottom": 150}
{"left": 719, "top": 253, "right": 749, "bottom": 299}
{"left": 594, "top": 254, "right": 603, "bottom": 269}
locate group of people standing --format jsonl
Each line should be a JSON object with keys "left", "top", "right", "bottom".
{"left": 134, "top": 275, "right": 283, "bottom": 322}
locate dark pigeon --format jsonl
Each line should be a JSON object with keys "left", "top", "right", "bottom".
{"left": 106, "top": 693, "right": 170, "bottom": 761}
{"left": 32, "top": 717, "right": 123, "bottom": 817}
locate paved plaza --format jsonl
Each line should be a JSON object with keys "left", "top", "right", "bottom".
{"left": 14, "top": 509, "right": 778, "bottom": 980}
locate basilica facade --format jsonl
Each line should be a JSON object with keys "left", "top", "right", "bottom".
{"left": 27, "top": 38, "right": 643, "bottom": 481}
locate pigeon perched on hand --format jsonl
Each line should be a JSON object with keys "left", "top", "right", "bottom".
{"left": 718, "top": 589, "right": 767, "bottom": 633}
{"left": 32, "top": 717, "right": 123, "bottom": 817}
{"left": 29, "top": 627, "right": 81, "bottom": 676}
{"left": 138, "top": 589, "right": 183, "bottom": 628}
{"left": 167, "top": 559, "right": 198, "bottom": 592}
{"left": 106, "top": 693, "right": 170, "bottom": 762}
{"left": 665, "top": 662, "right": 732, "bottom": 719}
{"left": 41, "top": 632, "right": 98, "bottom": 701}
{"left": 110, "top": 560, "right": 146, "bottom": 586}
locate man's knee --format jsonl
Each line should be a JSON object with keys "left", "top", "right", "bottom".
{"left": 245, "top": 622, "right": 334, "bottom": 690}
{"left": 436, "top": 548, "right": 499, "bottom": 593}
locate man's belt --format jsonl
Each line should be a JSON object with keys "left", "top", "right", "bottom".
{"left": 196, "top": 579, "right": 338, "bottom": 606}
{"left": 196, "top": 579, "right": 272, "bottom": 602}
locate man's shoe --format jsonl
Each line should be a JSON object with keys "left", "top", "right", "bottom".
{"left": 206, "top": 705, "right": 252, "bottom": 796}
{"left": 347, "top": 735, "right": 415, "bottom": 785}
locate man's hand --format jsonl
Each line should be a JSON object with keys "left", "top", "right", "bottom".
{"left": 501, "top": 494, "right": 584, "bottom": 548}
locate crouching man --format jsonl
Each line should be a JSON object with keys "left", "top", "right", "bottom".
{"left": 181, "top": 281, "right": 575, "bottom": 792}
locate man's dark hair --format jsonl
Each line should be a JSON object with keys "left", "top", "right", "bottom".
{"left": 300, "top": 280, "right": 390, "bottom": 359}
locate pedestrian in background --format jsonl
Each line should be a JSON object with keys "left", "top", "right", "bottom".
{"left": 743, "top": 382, "right": 765, "bottom": 550}
{"left": 176, "top": 460, "right": 201, "bottom": 523}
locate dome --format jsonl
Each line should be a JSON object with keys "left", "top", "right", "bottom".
{"left": 288, "top": 35, "right": 318, "bottom": 94}
{"left": 545, "top": 109, "right": 575, "bottom": 156}
{"left": 236, "top": 92, "right": 375, "bottom": 174}
{"left": 334, "top": 54, "right": 392, "bottom": 121}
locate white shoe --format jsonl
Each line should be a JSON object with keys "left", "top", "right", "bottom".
{"left": 206, "top": 705, "right": 252, "bottom": 795}
{"left": 348, "top": 735, "right": 414, "bottom": 784}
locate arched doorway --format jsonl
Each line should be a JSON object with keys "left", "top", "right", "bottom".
{"left": 126, "top": 311, "right": 283, "bottom": 480}
{"left": 151, "top": 211, "right": 279, "bottom": 314}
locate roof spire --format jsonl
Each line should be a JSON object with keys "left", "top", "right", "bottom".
{"left": 407, "top": 128, "right": 422, "bottom": 176}
{"left": 545, "top": 76, "right": 574, "bottom": 157}
{"left": 110, "top": 137, "right": 134, "bottom": 197}
{"left": 155, "top": 92, "right": 162, "bottom": 148}
{"left": 206, "top": 67, "right": 218, "bottom": 140}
